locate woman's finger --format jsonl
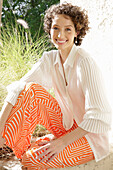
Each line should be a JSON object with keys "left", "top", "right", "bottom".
{"left": 39, "top": 151, "right": 55, "bottom": 163}
{"left": 35, "top": 143, "right": 50, "bottom": 153}
{"left": 38, "top": 141, "right": 49, "bottom": 146}
{"left": 46, "top": 153, "right": 57, "bottom": 163}
{"left": 37, "top": 147, "right": 50, "bottom": 160}
{"left": 0, "top": 137, "right": 6, "bottom": 148}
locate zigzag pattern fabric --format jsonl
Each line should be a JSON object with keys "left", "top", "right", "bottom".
{"left": 2, "top": 83, "right": 94, "bottom": 169}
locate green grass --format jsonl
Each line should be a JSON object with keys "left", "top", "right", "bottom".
{"left": 0, "top": 23, "right": 51, "bottom": 110}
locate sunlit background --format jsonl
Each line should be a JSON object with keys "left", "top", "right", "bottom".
{"left": 61, "top": 0, "right": 113, "bottom": 140}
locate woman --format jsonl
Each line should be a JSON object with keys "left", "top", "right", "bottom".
{"left": 0, "top": 3, "right": 112, "bottom": 170}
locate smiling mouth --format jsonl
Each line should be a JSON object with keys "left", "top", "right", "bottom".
{"left": 56, "top": 39, "right": 67, "bottom": 44}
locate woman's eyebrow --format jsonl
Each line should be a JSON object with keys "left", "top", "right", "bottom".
{"left": 52, "top": 24, "right": 73, "bottom": 27}
{"left": 52, "top": 24, "right": 59, "bottom": 26}
{"left": 64, "top": 25, "right": 73, "bottom": 27}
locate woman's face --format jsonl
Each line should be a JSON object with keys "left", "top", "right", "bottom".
{"left": 50, "top": 14, "right": 77, "bottom": 52}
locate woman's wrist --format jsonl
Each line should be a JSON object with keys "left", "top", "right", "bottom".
{"left": 0, "top": 102, "right": 13, "bottom": 133}
{"left": 61, "top": 127, "right": 89, "bottom": 147}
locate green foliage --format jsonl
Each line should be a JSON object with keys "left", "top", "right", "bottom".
{"left": 0, "top": 22, "right": 51, "bottom": 109}
{"left": 2, "top": 0, "right": 60, "bottom": 38}
{"left": 32, "top": 124, "right": 50, "bottom": 137}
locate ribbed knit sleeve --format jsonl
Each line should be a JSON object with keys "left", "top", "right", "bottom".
{"left": 5, "top": 52, "right": 52, "bottom": 106}
{"left": 78, "top": 56, "right": 112, "bottom": 133}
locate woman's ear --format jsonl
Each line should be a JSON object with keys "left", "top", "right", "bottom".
{"left": 74, "top": 31, "right": 77, "bottom": 38}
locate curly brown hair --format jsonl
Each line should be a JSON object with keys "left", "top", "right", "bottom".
{"left": 44, "top": 3, "right": 90, "bottom": 46}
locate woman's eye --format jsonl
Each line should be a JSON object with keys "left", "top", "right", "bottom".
{"left": 66, "top": 28, "right": 71, "bottom": 31}
{"left": 53, "top": 27, "right": 58, "bottom": 30}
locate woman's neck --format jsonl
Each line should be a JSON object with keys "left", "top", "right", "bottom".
{"left": 59, "top": 49, "right": 70, "bottom": 64}
{"left": 59, "top": 45, "right": 73, "bottom": 64}
{"left": 59, "top": 51, "right": 68, "bottom": 64}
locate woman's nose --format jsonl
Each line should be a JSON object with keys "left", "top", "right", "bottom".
{"left": 58, "top": 30, "right": 65, "bottom": 38}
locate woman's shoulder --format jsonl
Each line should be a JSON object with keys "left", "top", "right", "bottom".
{"left": 42, "top": 49, "right": 58, "bottom": 62}
{"left": 43, "top": 49, "right": 58, "bottom": 57}
{"left": 77, "top": 48, "right": 91, "bottom": 61}
{"left": 77, "top": 47, "right": 97, "bottom": 69}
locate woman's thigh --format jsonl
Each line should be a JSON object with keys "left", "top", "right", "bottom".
{"left": 2, "top": 83, "right": 65, "bottom": 158}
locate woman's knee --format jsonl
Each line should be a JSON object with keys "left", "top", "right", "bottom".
{"left": 23, "top": 82, "right": 45, "bottom": 102}
{"left": 25, "top": 82, "right": 38, "bottom": 92}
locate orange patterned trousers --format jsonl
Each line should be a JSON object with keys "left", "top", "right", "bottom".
{"left": 3, "top": 83, "right": 94, "bottom": 169}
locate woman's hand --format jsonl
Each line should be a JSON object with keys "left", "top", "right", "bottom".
{"left": 0, "top": 134, "right": 6, "bottom": 148}
{"left": 34, "top": 136, "right": 66, "bottom": 163}
{"left": 0, "top": 102, "right": 13, "bottom": 148}
{"left": 32, "top": 127, "right": 88, "bottom": 164}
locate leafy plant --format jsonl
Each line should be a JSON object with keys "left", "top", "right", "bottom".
{"left": 2, "top": 0, "right": 60, "bottom": 38}
{"left": 0, "top": 22, "right": 51, "bottom": 110}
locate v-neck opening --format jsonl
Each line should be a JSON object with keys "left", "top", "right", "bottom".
{"left": 61, "top": 60, "right": 68, "bottom": 87}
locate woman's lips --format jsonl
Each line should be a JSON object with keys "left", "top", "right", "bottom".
{"left": 56, "top": 39, "right": 67, "bottom": 44}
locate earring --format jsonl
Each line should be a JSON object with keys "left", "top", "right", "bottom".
{"left": 74, "top": 37, "right": 77, "bottom": 44}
